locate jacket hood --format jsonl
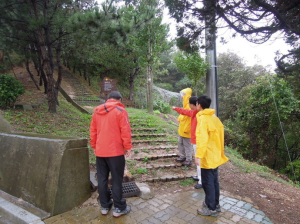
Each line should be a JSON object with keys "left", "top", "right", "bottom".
{"left": 197, "top": 108, "right": 216, "bottom": 116}
{"left": 94, "top": 99, "right": 125, "bottom": 115}
{"left": 196, "top": 109, "right": 217, "bottom": 132}
{"left": 180, "top": 88, "right": 192, "bottom": 109}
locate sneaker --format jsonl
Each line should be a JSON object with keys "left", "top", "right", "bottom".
{"left": 101, "top": 205, "right": 112, "bottom": 215}
{"left": 197, "top": 207, "right": 218, "bottom": 217}
{"left": 113, "top": 205, "right": 131, "bottom": 217}
{"left": 175, "top": 157, "right": 186, "bottom": 162}
{"left": 182, "top": 160, "right": 192, "bottom": 166}
{"left": 203, "top": 201, "right": 221, "bottom": 212}
{"left": 192, "top": 176, "right": 199, "bottom": 181}
{"left": 194, "top": 184, "right": 202, "bottom": 189}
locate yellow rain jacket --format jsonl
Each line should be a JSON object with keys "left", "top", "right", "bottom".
{"left": 177, "top": 88, "right": 192, "bottom": 138}
{"left": 195, "top": 109, "right": 228, "bottom": 169}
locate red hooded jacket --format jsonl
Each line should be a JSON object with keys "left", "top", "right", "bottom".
{"left": 90, "top": 99, "right": 132, "bottom": 157}
{"left": 174, "top": 107, "right": 198, "bottom": 144}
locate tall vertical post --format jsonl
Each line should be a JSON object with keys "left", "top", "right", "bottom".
{"left": 205, "top": 0, "right": 219, "bottom": 116}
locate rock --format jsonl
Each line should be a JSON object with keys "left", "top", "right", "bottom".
{"left": 136, "top": 183, "right": 154, "bottom": 200}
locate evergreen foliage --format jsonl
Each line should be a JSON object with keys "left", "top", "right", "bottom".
{"left": 0, "top": 74, "right": 24, "bottom": 109}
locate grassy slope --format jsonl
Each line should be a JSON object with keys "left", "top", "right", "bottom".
{"left": 1, "top": 93, "right": 298, "bottom": 188}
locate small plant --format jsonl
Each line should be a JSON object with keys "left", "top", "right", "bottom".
{"left": 182, "top": 166, "right": 189, "bottom": 170}
{"left": 142, "top": 149, "right": 150, "bottom": 153}
{"left": 179, "top": 178, "right": 194, "bottom": 187}
{"left": 166, "top": 148, "right": 171, "bottom": 152}
{"left": 0, "top": 74, "right": 24, "bottom": 109}
{"left": 134, "top": 149, "right": 139, "bottom": 154}
{"left": 154, "top": 110, "right": 161, "bottom": 114}
{"left": 136, "top": 168, "right": 148, "bottom": 174}
{"left": 143, "top": 156, "right": 149, "bottom": 163}
{"left": 152, "top": 171, "right": 157, "bottom": 175}
{"left": 164, "top": 114, "right": 168, "bottom": 119}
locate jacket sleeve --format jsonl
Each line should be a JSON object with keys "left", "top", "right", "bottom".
{"left": 90, "top": 113, "right": 97, "bottom": 150}
{"left": 195, "top": 116, "right": 208, "bottom": 158}
{"left": 119, "top": 110, "right": 132, "bottom": 150}
{"left": 174, "top": 107, "right": 194, "bottom": 117}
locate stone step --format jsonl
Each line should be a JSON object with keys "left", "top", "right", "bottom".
{"left": 145, "top": 175, "right": 194, "bottom": 183}
{"left": 131, "top": 133, "right": 166, "bottom": 138}
{"left": 132, "top": 145, "right": 177, "bottom": 150}
{"left": 132, "top": 128, "right": 158, "bottom": 132}
{"left": 132, "top": 139, "right": 170, "bottom": 144}
{"left": 0, "top": 190, "right": 49, "bottom": 224}
{"left": 133, "top": 153, "right": 178, "bottom": 161}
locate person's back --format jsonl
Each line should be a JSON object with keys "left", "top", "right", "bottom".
{"left": 90, "top": 91, "right": 132, "bottom": 218}
{"left": 90, "top": 99, "right": 131, "bottom": 157}
{"left": 195, "top": 95, "right": 228, "bottom": 218}
{"left": 195, "top": 108, "right": 227, "bottom": 169}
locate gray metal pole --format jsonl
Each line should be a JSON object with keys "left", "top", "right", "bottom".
{"left": 205, "top": 1, "right": 219, "bottom": 116}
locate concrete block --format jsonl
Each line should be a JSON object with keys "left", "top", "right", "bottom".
{"left": 0, "top": 196, "right": 43, "bottom": 224}
{"left": 0, "top": 133, "right": 90, "bottom": 216}
{"left": 0, "top": 114, "right": 12, "bottom": 133}
{"left": 136, "top": 183, "right": 154, "bottom": 200}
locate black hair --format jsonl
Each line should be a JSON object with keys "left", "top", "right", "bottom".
{"left": 108, "top": 91, "right": 122, "bottom": 100}
{"left": 189, "top": 96, "right": 197, "bottom": 106}
{"left": 197, "top": 95, "right": 211, "bottom": 109}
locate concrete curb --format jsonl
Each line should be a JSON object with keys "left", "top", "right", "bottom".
{"left": 0, "top": 196, "right": 44, "bottom": 224}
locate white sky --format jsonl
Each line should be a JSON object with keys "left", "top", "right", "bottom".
{"left": 162, "top": 9, "right": 291, "bottom": 72}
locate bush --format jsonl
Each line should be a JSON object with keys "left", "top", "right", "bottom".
{"left": 153, "top": 99, "right": 171, "bottom": 114}
{"left": 0, "top": 74, "right": 24, "bottom": 109}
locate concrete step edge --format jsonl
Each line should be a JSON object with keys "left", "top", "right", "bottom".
{"left": 0, "top": 196, "right": 44, "bottom": 224}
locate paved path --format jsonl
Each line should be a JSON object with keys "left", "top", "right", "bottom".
{"left": 44, "top": 190, "right": 273, "bottom": 224}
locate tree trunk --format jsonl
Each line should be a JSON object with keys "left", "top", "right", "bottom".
{"left": 129, "top": 67, "right": 140, "bottom": 101}
{"left": 32, "top": 0, "right": 56, "bottom": 112}
{"left": 25, "top": 56, "right": 40, "bottom": 90}
{"left": 147, "top": 28, "right": 153, "bottom": 113}
{"left": 37, "top": 47, "right": 48, "bottom": 93}
{"left": 84, "top": 63, "right": 88, "bottom": 81}
{"left": 55, "top": 30, "right": 63, "bottom": 105}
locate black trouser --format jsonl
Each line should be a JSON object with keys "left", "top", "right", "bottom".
{"left": 201, "top": 167, "right": 220, "bottom": 211}
{"left": 96, "top": 155, "right": 126, "bottom": 210}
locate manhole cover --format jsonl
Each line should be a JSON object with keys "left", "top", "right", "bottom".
{"left": 109, "top": 182, "right": 140, "bottom": 198}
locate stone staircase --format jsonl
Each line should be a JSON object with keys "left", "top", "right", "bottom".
{"left": 128, "top": 113, "right": 197, "bottom": 184}
{"left": 60, "top": 68, "right": 103, "bottom": 107}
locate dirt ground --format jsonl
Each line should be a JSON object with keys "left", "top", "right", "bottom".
{"left": 5, "top": 66, "right": 300, "bottom": 224}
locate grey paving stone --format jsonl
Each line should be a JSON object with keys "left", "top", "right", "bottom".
{"left": 223, "top": 203, "right": 234, "bottom": 210}
{"left": 242, "top": 203, "right": 253, "bottom": 211}
{"left": 250, "top": 207, "right": 265, "bottom": 216}
{"left": 253, "top": 214, "right": 264, "bottom": 223}
{"left": 262, "top": 220, "right": 274, "bottom": 224}
{"left": 245, "top": 211, "right": 255, "bottom": 220}
{"left": 236, "top": 201, "right": 246, "bottom": 208}
{"left": 230, "top": 206, "right": 248, "bottom": 217}
{"left": 223, "top": 197, "right": 239, "bottom": 204}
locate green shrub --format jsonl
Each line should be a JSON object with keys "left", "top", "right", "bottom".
{"left": 153, "top": 99, "right": 171, "bottom": 114}
{"left": 0, "top": 74, "right": 24, "bottom": 109}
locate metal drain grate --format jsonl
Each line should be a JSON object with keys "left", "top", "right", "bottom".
{"left": 109, "top": 182, "right": 140, "bottom": 198}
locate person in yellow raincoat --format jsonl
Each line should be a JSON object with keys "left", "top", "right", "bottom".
{"left": 175, "top": 88, "right": 193, "bottom": 166}
{"left": 195, "top": 95, "right": 228, "bottom": 217}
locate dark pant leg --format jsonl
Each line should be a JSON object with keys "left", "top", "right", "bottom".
{"left": 106, "top": 155, "right": 127, "bottom": 210}
{"left": 214, "top": 168, "right": 220, "bottom": 206}
{"left": 201, "top": 168, "right": 218, "bottom": 211}
{"left": 96, "top": 157, "right": 113, "bottom": 208}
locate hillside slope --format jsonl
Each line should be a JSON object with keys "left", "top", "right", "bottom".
{"left": 1, "top": 65, "right": 300, "bottom": 224}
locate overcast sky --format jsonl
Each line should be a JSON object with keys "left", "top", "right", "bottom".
{"left": 162, "top": 9, "right": 291, "bottom": 72}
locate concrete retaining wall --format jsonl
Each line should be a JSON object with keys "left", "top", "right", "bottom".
{"left": 0, "top": 133, "right": 90, "bottom": 216}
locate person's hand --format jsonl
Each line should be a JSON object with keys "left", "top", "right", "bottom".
{"left": 171, "top": 106, "right": 176, "bottom": 110}
{"left": 194, "top": 157, "right": 200, "bottom": 166}
{"left": 124, "top": 148, "right": 131, "bottom": 158}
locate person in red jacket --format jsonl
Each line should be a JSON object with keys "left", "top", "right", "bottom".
{"left": 172, "top": 96, "right": 202, "bottom": 189}
{"left": 90, "top": 91, "right": 132, "bottom": 217}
